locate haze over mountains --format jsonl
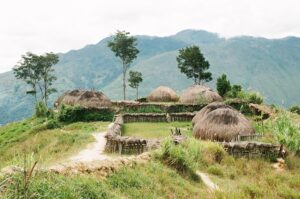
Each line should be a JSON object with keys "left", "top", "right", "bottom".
{"left": 0, "top": 29, "right": 300, "bottom": 125}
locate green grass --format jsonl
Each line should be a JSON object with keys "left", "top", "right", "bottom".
{"left": 122, "top": 122, "right": 192, "bottom": 138}
{"left": 0, "top": 161, "right": 209, "bottom": 199}
{"left": 0, "top": 117, "right": 109, "bottom": 168}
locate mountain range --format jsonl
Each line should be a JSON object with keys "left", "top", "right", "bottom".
{"left": 0, "top": 29, "right": 300, "bottom": 125}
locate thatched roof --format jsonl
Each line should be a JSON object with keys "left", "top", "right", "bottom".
{"left": 193, "top": 103, "right": 255, "bottom": 142}
{"left": 148, "top": 86, "right": 179, "bottom": 102}
{"left": 179, "top": 85, "right": 222, "bottom": 104}
{"left": 55, "top": 90, "right": 112, "bottom": 108}
{"left": 192, "top": 102, "right": 231, "bottom": 126}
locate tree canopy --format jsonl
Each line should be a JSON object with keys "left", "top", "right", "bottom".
{"left": 108, "top": 31, "right": 139, "bottom": 100}
{"left": 176, "top": 45, "right": 212, "bottom": 85}
{"left": 216, "top": 74, "right": 231, "bottom": 97}
{"left": 128, "top": 70, "right": 143, "bottom": 100}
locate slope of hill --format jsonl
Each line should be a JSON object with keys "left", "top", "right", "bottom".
{"left": 1, "top": 29, "right": 300, "bottom": 124}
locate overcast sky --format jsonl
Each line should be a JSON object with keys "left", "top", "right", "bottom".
{"left": 0, "top": 0, "right": 299, "bottom": 73}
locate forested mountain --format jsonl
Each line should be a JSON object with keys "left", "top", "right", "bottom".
{"left": 1, "top": 29, "right": 300, "bottom": 124}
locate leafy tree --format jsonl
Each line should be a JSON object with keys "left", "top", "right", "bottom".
{"left": 13, "top": 52, "right": 59, "bottom": 107}
{"left": 13, "top": 52, "right": 40, "bottom": 102}
{"left": 108, "top": 31, "right": 139, "bottom": 100}
{"left": 289, "top": 105, "right": 300, "bottom": 115}
{"left": 128, "top": 70, "right": 143, "bottom": 100}
{"left": 216, "top": 74, "right": 231, "bottom": 97}
{"left": 230, "top": 84, "right": 242, "bottom": 98}
{"left": 177, "top": 45, "right": 212, "bottom": 85}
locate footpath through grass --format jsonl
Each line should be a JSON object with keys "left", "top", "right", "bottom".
{"left": 122, "top": 122, "right": 192, "bottom": 138}
{"left": 0, "top": 117, "right": 109, "bottom": 168}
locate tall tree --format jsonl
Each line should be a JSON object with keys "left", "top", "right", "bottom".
{"left": 176, "top": 45, "right": 212, "bottom": 85}
{"left": 216, "top": 74, "right": 231, "bottom": 97}
{"left": 13, "top": 52, "right": 59, "bottom": 107}
{"left": 128, "top": 70, "right": 143, "bottom": 100}
{"left": 108, "top": 31, "right": 139, "bottom": 100}
{"left": 13, "top": 52, "right": 41, "bottom": 102}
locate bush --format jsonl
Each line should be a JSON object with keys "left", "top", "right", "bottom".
{"left": 35, "top": 101, "right": 48, "bottom": 117}
{"left": 155, "top": 138, "right": 226, "bottom": 179}
{"left": 273, "top": 114, "right": 300, "bottom": 155}
{"left": 58, "top": 104, "right": 115, "bottom": 123}
{"left": 216, "top": 74, "right": 231, "bottom": 97}
{"left": 207, "top": 165, "right": 224, "bottom": 177}
{"left": 289, "top": 105, "right": 300, "bottom": 115}
{"left": 123, "top": 105, "right": 164, "bottom": 113}
{"left": 46, "top": 119, "right": 61, "bottom": 129}
{"left": 227, "top": 84, "right": 242, "bottom": 98}
{"left": 237, "top": 91, "right": 264, "bottom": 104}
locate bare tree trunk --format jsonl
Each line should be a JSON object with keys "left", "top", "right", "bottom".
{"left": 122, "top": 62, "right": 127, "bottom": 100}
{"left": 136, "top": 87, "right": 139, "bottom": 100}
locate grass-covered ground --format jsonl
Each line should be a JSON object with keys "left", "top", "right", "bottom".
{"left": 122, "top": 122, "right": 192, "bottom": 138}
{"left": 0, "top": 118, "right": 109, "bottom": 168}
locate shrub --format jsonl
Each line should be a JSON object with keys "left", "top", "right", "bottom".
{"left": 35, "top": 101, "right": 48, "bottom": 117}
{"left": 289, "top": 105, "right": 300, "bottom": 115}
{"left": 216, "top": 74, "right": 231, "bottom": 97}
{"left": 155, "top": 138, "right": 199, "bottom": 180}
{"left": 46, "top": 119, "right": 61, "bottom": 129}
{"left": 227, "top": 84, "right": 242, "bottom": 98}
{"left": 237, "top": 91, "right": 264, "bottom": 104}
{"left": 123, "top": 105, "right": 164, "bottom": 113}
{"left": 58, "top": 104, "right": 115, "bottom": 123}
{"left": 273, "top": 114, "right": 300, "bottom": 155}
{"left": 207, "top": 165, "right": 224, "bottom": 177}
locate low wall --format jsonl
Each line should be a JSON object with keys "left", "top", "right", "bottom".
{"left": 113, "top": 101, "right": 206, "bottom": 113}
{"left": 105, "top": 115, "right": 148, "bottom": 154}
{"left": 123, "top": 113, "right": 167, "bottom": 123}
{"left": 221, "top": 141, "right": 286, "bottom": 160}
{"left": 123, "top": 112, "right": 196, "bottom": 123}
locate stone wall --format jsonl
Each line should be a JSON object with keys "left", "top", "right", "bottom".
{"left": 105, "top": 115, "right": 147, "bottom": 154}
{"left": 123, "top": 112, "right": 196, "bottom": 123}
{"left": 221, "top": 141, "right": 286, "bottom": 159}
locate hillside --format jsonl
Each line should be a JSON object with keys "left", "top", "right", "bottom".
{"left": 1, "top": 29, "right": 300, "bottom": 124}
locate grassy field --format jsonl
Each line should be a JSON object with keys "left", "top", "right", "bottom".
{"left": 0, "top": 117, "right": 109, "bottom": 168}
{"left": 122, "top": 122, "right": 192, "bottom": 138}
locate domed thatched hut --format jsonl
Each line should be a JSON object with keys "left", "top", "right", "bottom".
{"left": 192, "top": 102, "right": 231, "bottom": 126}
{"left": 179, "top": 85, "right": 222, "bottom": 104}
{"left": 148, "top": 86, "right": 179, "bottom": 102}
{"left": 193, "top": 103, "right": 255, "bottom": 142}
{"left": 55, "top": 90, "right": 112, "bottom": 108}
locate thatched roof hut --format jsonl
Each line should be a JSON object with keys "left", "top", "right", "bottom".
{"left": 148, "top": 86, "right": 179, "bottom": 102}
{"left": 193, "top": 103, "right": 255, "bottom": 142}
{"left": 55, "top": 90, "right": 112, "bottom": 108}
{"left": 179, "top": 85, "right": 222, "bottom": 104}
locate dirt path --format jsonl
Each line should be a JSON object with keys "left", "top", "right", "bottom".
{"left": 68, "top": 132, "right": 110, "bottom": 163}
{"left": 196, "top": 171, "right": 220, "bottom": 191}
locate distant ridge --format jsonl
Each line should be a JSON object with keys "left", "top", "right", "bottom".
{"left": 0, "top": 29, "right": 300, "bottom": 124}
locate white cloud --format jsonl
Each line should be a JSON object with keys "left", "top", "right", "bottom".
{"left": 0, "top": 0, "right": 299, "bottom": 73}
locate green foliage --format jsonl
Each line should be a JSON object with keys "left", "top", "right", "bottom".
{"left": 155, "top": 138, "right": 199, "bottom": 180}
{"left": 207, "top": 165, "right": 224, "bottom": 177}
{"left": 107, "top": 30, "right": 139, "bottom": 100}
{"left": 35, "top": 101, "right": 48, "bottom": 118}
{"left": 228, "top": 84, "right": 242, "bottom": 98}
{"left": 155, "top": 138, "right": 226, "bottom": 179}
{"left": 289, "top": 105, "right": 300, "bottom": 115}
{"left": 272, "top": 114, "right": 300, "bottom": 154}
{"left": 58, "top": 104, "right": 114, "bottom": 123}
{"left": 236, "top": 90, "right": 264, "bottom": 104}
{"left": 13, "top": 52, "right": 58, "bottom": 106}
{"left": 177, "top": 45, "right": 212, "bottom": 84}
{"left": 128, "top": 70, "right": 143, "bottom": 99}
{"left": 216, "top": 74, "right": 231, "bottom": 97}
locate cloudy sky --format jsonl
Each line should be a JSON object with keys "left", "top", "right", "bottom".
{"left": 0, "top": 0, "right": 299, "bottom": 73}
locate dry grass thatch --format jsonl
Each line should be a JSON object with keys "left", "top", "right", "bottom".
{"left": 193, "top": 103, "right": 255, "bottom": 142}
{"left": 179, "top": 85, "right": 222, "bottom": 104}
{"left": 55, "top": 90, "right": 112, "bottom": 108}
{"left": 148, "top": 86, "right": 179, "bottom": 102}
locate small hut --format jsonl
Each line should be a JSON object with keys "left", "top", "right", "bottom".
{"left": 193, "top": 103, "right": 255, "bottom": 142}
{"left": 179, "top": 85, "right": 222, "bottom": 104}
{"left": 148, "top": 86, "right": 179, "bottom": 102}
{"left": 55, "top": 90, "right": 112, "bottom": 108}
